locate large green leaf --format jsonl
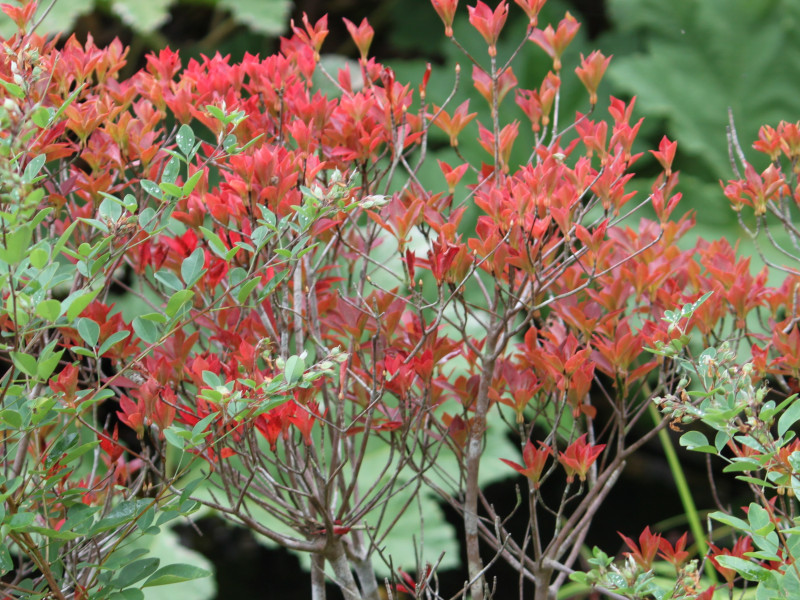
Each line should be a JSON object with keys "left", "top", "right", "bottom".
{"left": 217, "top": 0, "right": 291, "bottom": 36}
{"left": 604, "top": 0, "right": 800, "bottom": 180}
{"left": 112, "top": 0, "right": 171, "bottom": 33}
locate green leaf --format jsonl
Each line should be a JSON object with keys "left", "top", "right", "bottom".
{"left": 0, "top": 224, "right": 32, "bottom": 265}
{"left": 0, "top": 78, "right": 24, "bottom": 99}
{"left": 218, "top": 0, "right": 291, "bottom": 35}
{"left": 154, "top": 269, "right": 184, "bottom": 291}
{"left": 53, "top": 219, "right": 79, "bottom": 258}
{"left": 133, "top": 316, "right": 161, "bottom": 345}
{"left": 114, "top": 558, "right": 160, "bottom": 589}
{"left": 98, "top": 330, "right": 131, "bottom": 356}
{"left": 22, "top": 155, "right": 46, "bottom": 183}
{"left": 139, "top": 207, "right": 157, "bottom": 232}
{"left": 159, "top": 181, "right": 183, "bottom": 197}
{"left": 779, "top": 395, "right": 800, "bottom": 439}
{"left": 205, "top": 105, "right": 226, "bottom": 122}
{"left": 182, "top": 170, "right": 203, "bottom": 196}
{"left": 710, "top": 510, "right": 749, "bottom": 531}
{"left": 0, "top": 409, "right": 22, "bottom": 429}
{"left": 163, "top": 427, "right": 185, "bottom": 450}
{"left": 166, "top": 290, "right": 195, "bottom": 317}
{"left": 181, "top": 248, "right": 205, "bottom": 286}
{"left": 284, "top": 354, "right": 305, "bottom": 384}
{"left": 236, "top": 278, "right": 260, "bottom": 304}
{"left": 143, "top": 564, "right": 211, "bottom": 587}
{"left": 198, "top": 226, "right": 228, "bottom": 258}
{"left": 99, "top": 196, "right": 123, "bottom": 222}
{"left": 679, "top": 430, "right": 716, "bottom": 453}
{"left": 714, "top": 555, "right": 773, "bottom": 582}
{"left": 37, "top": 351, "right": 63, "bottom": 380}
{"left": 77, "top": 317, "right": 100, "bottom": 347}
{"left": 0, "top": 544, "right": 11, "bottom": 575}
{"left": 723, "top": 459, "right": 762, "bottom": 473}
{"left": 60, "top": 441, "right": 100, "bottom": 466}
{"left": 8, "top": 512, "right": 35, "bottom": 530}
{"left": 31, "top": 105, "right": 53, "bottom": 128}
{"left": 29, "top": 246, "right": 49, "bottom": 269}
{"left": 9, "top": 352, "right": 37, "bottom": 377}
{"left": 134, "top": 526, "right": 215, "bottom": 599}
{"left": 139, "top": 312, "right": 167, "bottom": 324}
{"left": 141, "top": 179, "right": 163, "bottom": 199}
{"left": 111, "top": 0, "right": 170, "bottom": 33}
{"left": 177, "top": 124, "right": 195, "bottom": 156}
{"left": 63, "top": 287, "right": 101, "bottom": 321}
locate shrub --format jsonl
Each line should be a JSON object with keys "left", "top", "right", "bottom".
{"left": 3, "top": 0, "right": 800, "bottom": 599}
